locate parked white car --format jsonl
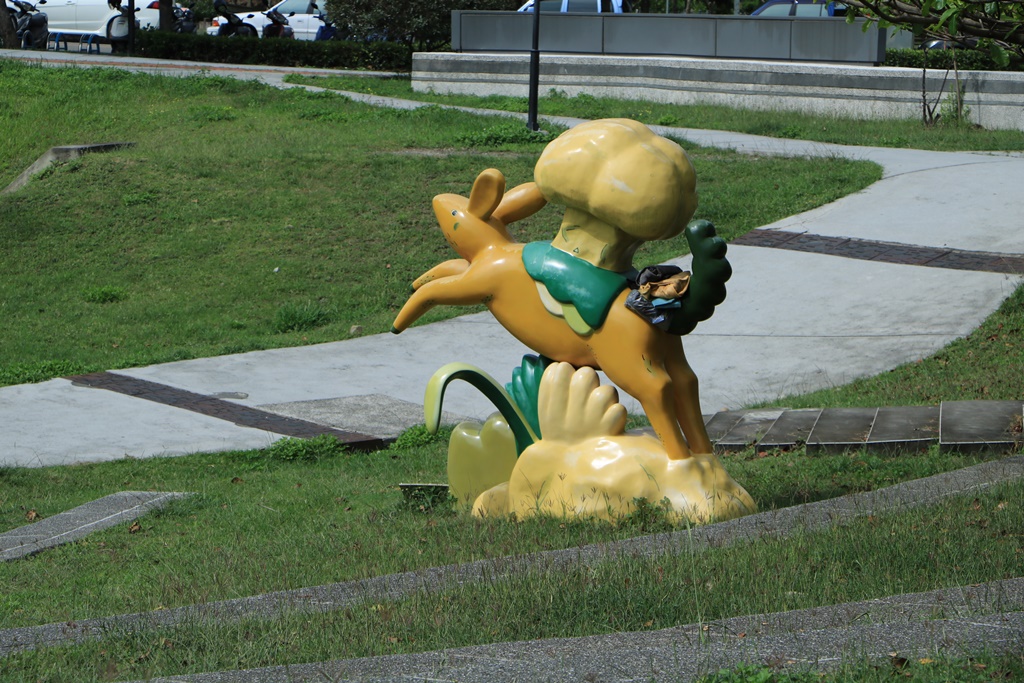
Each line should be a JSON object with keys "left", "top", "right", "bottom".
{"left": 207, "top": 0, "right": 325, "bottom": 40}
{"left": 19, "top": 0, "right": 161, "bottom": 37}
{"left": 517, "top": 0, "right": 632, "bottom": 12}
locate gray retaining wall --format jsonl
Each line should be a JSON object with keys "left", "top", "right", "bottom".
{"left": 412, "top": 52, "right": 1024, "bottom": 131}
{"left": 453, "top": 12, "right": 898, "bottom": 64}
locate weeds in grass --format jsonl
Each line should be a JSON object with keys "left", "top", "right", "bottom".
{"left": 457, "top": 120, "right": 558, "bottom": 147}
{"left": 389, "top": 424, "right": 452, "bottom": 450}
{"left": 257, "top": 434, "right": 347, "bottom": 464}
{"left": 0, "top": 436, "right": 1006, "bottom": 630}
{"left": 272, "top": 300, "right": 333, "bottom": 333}
{"left": 81, "top": 285, "right": 128, "bottom": 304}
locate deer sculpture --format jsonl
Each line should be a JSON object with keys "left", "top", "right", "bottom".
{"left": 391, "top": 160, "right": 731, "bottom": 461}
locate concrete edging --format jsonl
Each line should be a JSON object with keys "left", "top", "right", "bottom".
{"left": 412, "top": 52, "right": 1024, "bottom": 131}
{"left": 1, "top": 142, "right": 135, "bottom": 195}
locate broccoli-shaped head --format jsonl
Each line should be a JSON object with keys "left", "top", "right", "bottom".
{"left": 534, "top": 119, "right": 697, "bottom": 243}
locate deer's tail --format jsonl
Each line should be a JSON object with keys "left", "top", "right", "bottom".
{"left": 668, "top": 220, "right": 732, "bottom": 336}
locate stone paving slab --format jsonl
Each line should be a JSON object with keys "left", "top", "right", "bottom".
{"left": 714, "top": 409, "right": 785, "bottom": 452}
{"left": 0, "top": 491, "right": 189, "bottom": 561}
{"left": 704, "top": 410, "right": 748, "bottom": 443}
{"left": 940, "top": 400, "right": 1024, "bottom": 453}
{"left": 3, "top": 456, "right": 1020, "bottom": 660}
{"left": 137, "top": 583, "right": 1024, "bottom": 682}
{"left": 805, "top": 408, "right": 878, "bottom": 454}
{"left": 755, "top": 408, "right": 821, "bottom": 451}
{"left": 866, "top": 406, "right": 940, "bottom": 453}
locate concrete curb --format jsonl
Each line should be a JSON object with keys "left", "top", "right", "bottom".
{"left": 1, "top": 142, "right": 135, "bottom": 195}
{"left": 137, "top": 584, "right": 1024, "bottom": 682}
{"left": 0, "top": 491, "right": 190, "bottom": 561}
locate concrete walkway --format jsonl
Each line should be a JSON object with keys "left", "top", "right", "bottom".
{"left": 1, "top": 50, "right": 1022, "bottom": 470}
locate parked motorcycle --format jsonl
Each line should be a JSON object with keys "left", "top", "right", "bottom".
{"left": 172, "top": 4, "right": 195, "bottom": 33}
{"left": 261, "top": 7, "right": 292, "bottom": 38}
{"left": 10, "top": 0, "right": 48, "bottom": 48}
{"left": 106, "top": 0, "right": 140, "bottom": 44}
{"left": 307, "top": 1, "right": 338, "bottom": 40}
{"left": 212, "top": 0, "right": 257, "bottom": 37}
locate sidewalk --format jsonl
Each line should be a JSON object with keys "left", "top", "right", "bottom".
{"left": 1, "top": 50, "right": 1023, "bottom": 468}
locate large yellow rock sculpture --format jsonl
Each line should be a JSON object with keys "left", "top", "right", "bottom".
{"left": 470, "top": 363, "right": 756, "bottom": 525}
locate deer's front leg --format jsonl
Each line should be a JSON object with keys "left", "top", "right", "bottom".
{"left": 413, "top": 259, "right": 469, "bottom": 291}
{"left": 391, "top": 270, "right": 494, "bottom": 334}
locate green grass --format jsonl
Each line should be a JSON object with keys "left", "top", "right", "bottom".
{"left": 2, "top": 472, "right": 1019, "bottom": 681}
{"left": 0, "top": 60, "right": 881, "bottom": 388}
{"left": 287, "top": 74, "right": 1024, "bottom": 151}
{"left": 0, "top": 431, "right": 1007, "bottom": 629}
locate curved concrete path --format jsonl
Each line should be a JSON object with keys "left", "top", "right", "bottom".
{"left": 1, "top": 50, "right": 1023, "bottom": 467}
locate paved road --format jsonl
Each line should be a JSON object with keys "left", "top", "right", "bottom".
{"left": 1, "top": 49, "right": 1022, "bottom": 467}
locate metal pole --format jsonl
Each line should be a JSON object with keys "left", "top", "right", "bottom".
{"left": 527, "top": 0, "right": 541, "bottom": 131}
{"left": 128, "top": 0, "right": 136, "bottom": 55}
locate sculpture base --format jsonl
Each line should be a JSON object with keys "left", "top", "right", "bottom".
{"left": 472, "top": 434, "right": 755, "bottom": 526}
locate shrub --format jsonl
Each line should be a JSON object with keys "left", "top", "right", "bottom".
{"left": 266, "top": 434, "right": 347, "bottom": 462}
{"left": 884, "top": 47, "right": 1019, "bottom": 71}
{"left": 133, "top": 31, "right": 411, "bottom": 71}
{"left": 456, "top": 121, "right": 557, "bottom": 147}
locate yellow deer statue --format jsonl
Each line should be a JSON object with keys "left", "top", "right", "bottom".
{"left": 391, "top": 119, "right": 730, "bottom": 460}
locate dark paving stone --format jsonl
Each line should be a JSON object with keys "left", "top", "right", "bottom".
{"left": 940, "top": 400, "right": 1024, "bottom": 453}
{"left": 866, "top": 405, "right": 940, "bottom": 453}
{"left": 926, "top": 251, "right": 1024, "bottom": 274}
{"left": 756, "top": 408, "right": 821, "bottom": 451}
{"left": 731, "top": 230, "right": 802, "bottom": 248}
{"left": 730, "top": 231, "right": 1024, "bottom": 274}
{"left": 66, "top": 372, "right": 388, "bottom": 451}
{"left": 778, "top": 233, "right": 851, "bottom": 255}
{"left": 714, "top": 409, "right": 784, "bottom": 452}
{"left": 703, "top": 411, "right": 748, "bottom": 444}
{"left": 806, "top": 407, "right": 878, "bottom": 454}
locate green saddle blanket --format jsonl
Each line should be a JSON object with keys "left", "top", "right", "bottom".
{"left": 522, "top": 242, "right": 635, "bottom": 329}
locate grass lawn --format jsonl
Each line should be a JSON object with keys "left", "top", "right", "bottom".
{"left": 0, "top": 60, "right": 880, "bottom": 387}
{"left": 0, "top": 440, "right": 1019, "bottom": 681}
{"left": 286, "top": 74, "right": 1024, "bottom": 152}
{"left": 2, "top": 60, "right": 1022, "bottom": 682}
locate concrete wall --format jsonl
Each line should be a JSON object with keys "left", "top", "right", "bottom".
{"left": 452, "top": 11, "right": 891, "bottom": 65}
{"left": 412, "top": 52, "right": 1024, "bottom": 131}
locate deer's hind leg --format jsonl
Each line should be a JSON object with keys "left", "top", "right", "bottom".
{"left": 413, "top": 259, "right": 469, "bottom": 290}
{"left": 392, "top": 268, "right": 495, "bottom": 333}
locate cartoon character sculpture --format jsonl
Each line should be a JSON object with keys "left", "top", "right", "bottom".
{"left": 392, "top": 119, "right": 755, "bottom": 525}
